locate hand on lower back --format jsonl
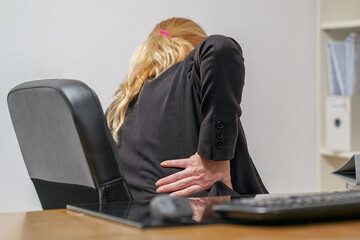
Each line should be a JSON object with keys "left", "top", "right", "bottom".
{"left": 155, "top": 153, "right": 232, "bottom": 196}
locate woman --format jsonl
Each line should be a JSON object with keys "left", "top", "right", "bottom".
{"left": 107, "top": 17, "right": 267, "bottom": 200}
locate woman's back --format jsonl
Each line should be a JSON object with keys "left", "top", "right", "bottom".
{"left": 117, "top": 35, "right": 267, "bottom": 200}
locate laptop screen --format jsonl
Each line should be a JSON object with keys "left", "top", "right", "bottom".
{"left": 67, "top": 195, "right": 253, "bottom": 228}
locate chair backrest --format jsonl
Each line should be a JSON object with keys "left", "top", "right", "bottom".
{"left": 8, "top": 79, "right": 132, "bottom": 209}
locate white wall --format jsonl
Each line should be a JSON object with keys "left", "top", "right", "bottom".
{"left": 0, "top": 0, "right": 316, "bottom": 213}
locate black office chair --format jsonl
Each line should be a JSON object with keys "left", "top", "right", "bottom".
{"left": 8, "top": 79, "right": 133, "bottom": 209}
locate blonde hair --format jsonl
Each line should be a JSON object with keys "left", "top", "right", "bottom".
{"left": 107, "top": 18, "right": 207, "bottom": 142}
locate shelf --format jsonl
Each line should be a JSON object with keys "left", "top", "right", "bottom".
{"left": 317, "top": 0, "right": 360, "bottom": 192}
{"left": 320, "top": 20, "right": 360, "bottom": 31}
{"left": 320, "top": 149, "right": 360, "bottom": 159}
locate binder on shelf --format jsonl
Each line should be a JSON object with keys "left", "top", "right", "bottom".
{"left": 326, "top": 95, "right": 360, "bottom": 151}
{"left": 326, "top": 41, "right": 345, "bottom": 95}
{"left": 326, "top": 33, "right": 360, "bottom": 96}
{"left": 333, "top": 154, "right": 360, "bottom": 186}
{"left": 326, "top": 33, "right": 360, "bottom": 151}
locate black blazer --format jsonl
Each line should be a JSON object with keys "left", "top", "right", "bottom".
{"left": 117, "top": 35, "right": 267, "bottom": 200}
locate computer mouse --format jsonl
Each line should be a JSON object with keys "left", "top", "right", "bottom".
{"left": 150, "top": 195, "right": 193, "bottom": 221}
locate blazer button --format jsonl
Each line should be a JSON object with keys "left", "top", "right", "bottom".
{"left": 216, "top": 121, "right": 225, "bottom": 129}
{"left": 216, "top": 141, "right": 224, "bottom": 149}
{"left": 216, "top": 131, "right": 224, "bottom": 139}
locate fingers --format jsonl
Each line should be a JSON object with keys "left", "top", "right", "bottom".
{"left": 156, "top": 158, "right": 190, "bottom": 186}
{"left": 155, "top": 169, "right": 193, "bottom": 186}
{"left": 169, "top": 185, "right": 203, "bottom": 197}
{"left": 160, "top": 158, "right": 188, "bottom": 168}
{"left": 156, "top": 176, "right": 198, "bottom": 193}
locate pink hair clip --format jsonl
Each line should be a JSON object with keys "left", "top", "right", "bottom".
{"left": 157, "top": 30, "right": 171, "bottom": 37}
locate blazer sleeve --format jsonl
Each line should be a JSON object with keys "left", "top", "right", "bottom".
{"left": 192, "top": 35, "right": 245, "bottom": 160}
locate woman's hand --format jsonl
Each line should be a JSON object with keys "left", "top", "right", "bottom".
{"left": 155, "top": 153, "right": 232, "bottom": 196}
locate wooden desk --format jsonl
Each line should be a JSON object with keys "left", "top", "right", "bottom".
{"left": 1, "top": 209, "right": 360, "bottom": 240}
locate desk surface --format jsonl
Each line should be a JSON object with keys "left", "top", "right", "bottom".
{"left": 1, "top": 209, "right": 360, "bottom": 240}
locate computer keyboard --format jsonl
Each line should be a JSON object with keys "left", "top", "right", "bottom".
{"left": 212, "top": 190, "right": 360, "bottom": 223}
